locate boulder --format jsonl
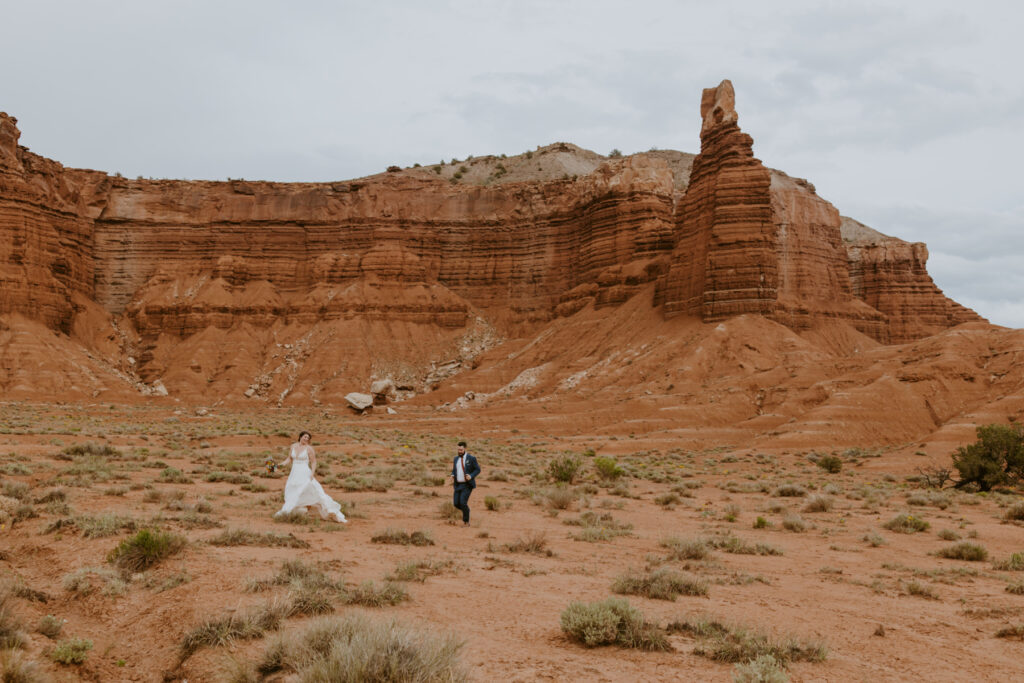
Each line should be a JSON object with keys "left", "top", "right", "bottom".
{"left": 345, "top": 392, "right": 374, "bottom": 413}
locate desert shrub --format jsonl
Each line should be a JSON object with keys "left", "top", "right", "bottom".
{"left": 883, "top": 514, "right": 929, "bottom": 534}
{"left": 343, "top": 581, "right": 408, "bottom": 607}
{"left": 1004, "top": 502, "right": 1024, "bottom": 521}
{"left": 709, "top": 535, "right": 783, "bottom": 556}
{"left": 33, "top": 489, "right": 66, "bottom": 504}
{"left": 753, "top": 516, "right": 770, "bottom": 529}
{"left": 952, "top": 423, "right": 1024, "bottom": 491}
{"left": 438, "top": 501, "right": 461, "bottom": 522}
{"left": 937, "top": 529, "right": 961, "bottom": 541}
{"left": 540, "top": 486, "right": 577, "bottom": 510}
{"left": 803, "top": 495, "right": 834, "bottom": 513}
{"left": 655, "top": 493, "right": 681, "bottom": 507}
{"left": 61, "top": 442, "right": 119, "bottom": 458}
{"left": 502, "top": 532, "right": 550, "bottom": 555}
{"left": 936, "top": 542, "right": 988, "bottom": 561}
{"left": 548, "top": 455, "right": 582, "bottom": 483}
{"left": 901, "top": 580, "right": 939, "bottom": 600}
{"left": 661, "top": 537, "right": 710, "bottom": 561}
{"left": 560, "top": 598, "right": 670, "bottom": 651}
{"left": 107, "top": 528, "right": 185, "bottom": 572}
{"left": 2, "top": 481, "right": 29, "bottom": 501}
{"left": 781, "top": 515, "right": 806, "bottom": 532}
{"left": 484, "top": 495, "right": 501, "bottom": 511}
{"left": 594, "top": 457, "right": 624, "bottom": 481}
{"left": 816, "top": 456, "right": 842, "bottom": 474}
{"left": 257, "top": 614, "right": 467, "bottom": 681}
{"left": 210, "top": 529, "right": 310, "bottom": 548}
{"left": 995, "top": 624, "right": 1024, "bottom": 640}
{"left": 371, "top": 528, "right": 434, "bottom": 546}
{"left": 157, "top": 467, "right": 191, "bottom": 484}
{"left": 290, "top": 586, "right": 336, "bottom": 616}
{"left": 732, "top": 654, "right": 790, "bottom": 683}
{"left": 1006, "top": 581, "right": 1024, "bottom": 595}
{"left": 859, "top": 533, "right": 883, "bottom": 549}
{"left": 205, "top": 471, "right": 252, "bottom": 484}
{"left": 669, "top": 615, "right": 827, "bottom": 664}
{"left": 37, "top": 614, "right": 63, "bottom": 639}
{"left": 50, "top": 637, "right": 92, "bottom": 665}
{"left": 993, "top": 552, "right": 1024, "bottom": 571}
{"left": 489, "top": 470, "right": 510, "bottom": 482}
{"left": 612, "top": 567, "right": 708, "bottom": 600}
{"left": 772, "top": 484, "right": 807, "bottom": 498}
{"left": 386, "top": 559, "right": 452, "bottom": 583}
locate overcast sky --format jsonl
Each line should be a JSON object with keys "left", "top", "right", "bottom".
{"left": 4, "top": 1, "right": 1022, "bottom": 327}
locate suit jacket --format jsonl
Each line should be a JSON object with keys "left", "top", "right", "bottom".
{"left": 451, "top": 453, "right": 481, "bottom": 489}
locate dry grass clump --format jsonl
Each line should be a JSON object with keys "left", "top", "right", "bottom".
{"left": 500, "top": 532, "right": 551, "bottom": 556}
{"left": 0, "top": 648, "right": 45, "bottom": 682}
{"left": 484, "top": 495, "right": 501, "bottom": 511}
{"left": 76, "top": 513, "right": 137, "bottom": 538}
{"left": 62, "top": 567, "right": 127, "bottom": 597}
{"left": 0, "top": 587, "right": 28, "bottom": 650}
{"left": 732, "top": 654, "right": 789, "bottom": 683}
{"left": 992, "top": 552, "right": 1024, "bottom": 571}
{"left": 937, "top": 529, "right": 961, "bottom": 541}
{"left": 438, "top": 501, "right": 462, "bottom": 523}
{"left": 564, "top": 511, "right": 633, "bottom": 542}
{"left": 50, "top": 637, "right": 92, "bottom": 665}
{"left": 342, "top": 581, "right": 408, "bottom": 608}
{"left": 883, "top": 513, "right": 929, "bottom": 534}
{"left": 1004, "top": 502, "right": 1024, "bottom": 521}
{"left": 802, "top": 495, "right": 834, "bottom": 513}
{"left": 370, "top": 529, "right": 435, "bottom": 546}
{"left": 272, "top": 510, "right": 311, "bottom": 525}
{"left": 772, "top": 484, "right": 807, "bottom": 498}
{"left": 667, "top": 614, "right": 827, "bottom": 664}
{"left": 905, "top": 490, "right": 951, "bottom": 509}
{"left": 612, "top": 568, "right": 709, "bottom": 600}
{"left": 781, "top": 515, "right": 806, "bottom": 533}
{"left": 560, "top": 598, "right": 671, "bottom": 651}
{"left": 33, "top": 488, "right": 65, "bottom": 504}
{"left": 661, "top": 537, "right": 711, "bottom": 561}
{"left": 386, "top": 560, "right": 454, "bottom": 583}
{"left": 1005, "top": 581, "right": 1024, "bottom": 595}
{"left": 654, "top": 493, "right": 682, "bottom": 507}
{"left": 539, "top": 486, "right": 578, "bottom": 510}
{"left": 210, "top": 529, "right": 310, "bottom": 548}
{"left": 60, "top": 442, "right": 119, "bottom": 458}
{"left": 995, "top": 624, "right": 1024, "bottom": 640}
{"left": 935, "top": 542, "right": 988, "bottom": 562}
{"left": 708, "top": 535, "right": 783, "bottom": 556}
{"left": 256, "top": 614, "right": 467, "bottom": 682}
{"left": 901, "top": 580, "right": 940, "bottom": 600}
{"left": 107, "top": 528, "right": 185, "bottom": 572}
{"left": 179, "top": 600, "right": 290, "bottom": 663}
{"left": 157, "top": 467, "right": 192, "bottom": 484}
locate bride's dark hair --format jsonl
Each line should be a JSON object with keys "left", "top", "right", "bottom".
{"left": 298, "top": 430, "right": 312, "bottom": 441}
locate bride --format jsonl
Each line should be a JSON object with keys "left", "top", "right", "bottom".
{"left": 275, "top": 431, "right": 347, "bottom": 523}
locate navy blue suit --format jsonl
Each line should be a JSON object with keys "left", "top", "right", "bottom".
{"left": 451, "top": 453, "right": 481, "bottom": 523}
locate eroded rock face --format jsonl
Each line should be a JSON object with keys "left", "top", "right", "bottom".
{"left": 0, "top": 86, "right": 986, "bottom": 402}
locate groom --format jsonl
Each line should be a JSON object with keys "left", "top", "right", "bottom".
{"left": 449, "top": 440, "right": 481, "bottom": 526}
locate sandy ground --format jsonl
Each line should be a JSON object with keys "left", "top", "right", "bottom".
{"left": 1, "top": 403, "right": 1023, "bottom": 682}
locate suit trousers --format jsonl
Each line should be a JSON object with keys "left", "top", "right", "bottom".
{"left": 453, "top": 483, "right": 473, "bottom": 523}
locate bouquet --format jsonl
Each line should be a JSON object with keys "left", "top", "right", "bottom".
{"left": 265, "top": 458, "right": 277, "bottom": 473}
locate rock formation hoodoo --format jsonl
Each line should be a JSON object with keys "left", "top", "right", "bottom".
{"left": 3, "top": 80, "right": 1014, "bottom": 447}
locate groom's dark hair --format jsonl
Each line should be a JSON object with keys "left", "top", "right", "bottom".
{"left": 298, "top": 430, "right": 312, "bottom": 440}
{"left": 457, "top": 440, "right": 467, "bottom": 447}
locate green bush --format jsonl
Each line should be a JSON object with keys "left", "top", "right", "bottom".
{"left": 548, "top": 455, "right": 583, "bottom": 483}
{"left": 816, "top": 456, "right": 842, "bottom": 474}
{"left": 936, "top": 542, "right": 988, "bottom": 561}
{"left": 952, "top": 423, "right": 1024, "bottom": 491}
{"left": 50, "top": 637, "right": 93, "bottom": 665}
{"left": 107, "top": 528, "right": 185, "bottom": 572}
{"left": 883, "top": 514, "right": 929, "bottom": 534}
{"left": 560, "top": 598, "right": 670, "bottom": 651}
{"left": 594, "top": 457, "right": 624, "bottom": 481}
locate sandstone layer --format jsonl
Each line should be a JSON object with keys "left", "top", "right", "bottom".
{"left": 0, "top": 82, "right": 987, "bottom": 416}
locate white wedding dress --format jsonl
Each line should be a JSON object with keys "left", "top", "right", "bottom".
{"left": 275, "top": 444, "right": 347, "bottom": 523}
